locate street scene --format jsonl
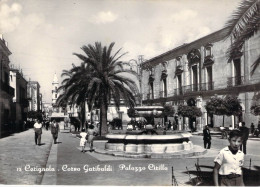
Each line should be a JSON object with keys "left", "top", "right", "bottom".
{"left": 0, "top": 0, "right": 260, "bottom": 186}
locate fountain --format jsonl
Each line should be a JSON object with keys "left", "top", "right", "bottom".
{"left": 95, "top": 106, "right": 206, "bottom": 158}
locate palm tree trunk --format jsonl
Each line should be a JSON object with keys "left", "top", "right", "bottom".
{"left": 81, "top": 102, "right": 86, "bottom": 130}
{"left": 100, "top": 103, "right": 108, "bottom": 136}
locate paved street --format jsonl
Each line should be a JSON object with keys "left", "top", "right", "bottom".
{"left": 0, "top": 126, "right": 260, "bottom": 186}
{"left": 0, "top": 128, "right": 53, "bottom": 184}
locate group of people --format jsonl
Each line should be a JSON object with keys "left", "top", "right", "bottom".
{"left": 79, "top": 124, "right": 97, "bottom": 153}
{"left": 33, "top": 119, "right": 60, "bottom": 145}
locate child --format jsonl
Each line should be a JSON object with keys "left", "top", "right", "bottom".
{"left": 79, "top": 128, "right": 87, "bottom": 153}
{"left": 213, "top": 130, "right": 245, "bottom": 186}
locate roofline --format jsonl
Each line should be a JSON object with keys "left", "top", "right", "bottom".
{"left": 142, "top": 27, "right": 230, "bottom": 68}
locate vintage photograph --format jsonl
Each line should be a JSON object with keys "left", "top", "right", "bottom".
{"left": 0, "top": 0, "right": 260, "bottom": 186}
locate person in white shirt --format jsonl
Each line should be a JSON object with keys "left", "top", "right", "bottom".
{"left": 213, "top": 130, "right": 244, "bottom": 186}
{"left": 34, "top": 119, "right": 43, "bottom": 145}
{"left": 79, "top": 128, "right": 87, "bottom": 153}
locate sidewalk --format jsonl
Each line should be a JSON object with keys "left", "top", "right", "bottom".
{"left": 0, "top": 128, "right": 53, "bottom": 184}
{"left": 192, "top": 130, "right": 260, "bottom": 141}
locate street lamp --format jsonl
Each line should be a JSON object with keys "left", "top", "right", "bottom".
{"left": 129, "top": 55, "right": 145, "bottom": 106}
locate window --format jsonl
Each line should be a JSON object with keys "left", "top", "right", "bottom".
{"left": 192, "top": 65, "right": 198, "bottom": 91}
{"left": 207, "top": 66, "right": 213, "bottom": 90}
{"left": 150, "top": 82, "right": 154, "bottom": 99}
{"left": 177, "top": 74, "right": 182, "bottom": 95}
{"left": 205, "top": 47, "right": 211, "bottom": 56}
{"left": 162, "top": 78, "right": 167, "bottom": 97}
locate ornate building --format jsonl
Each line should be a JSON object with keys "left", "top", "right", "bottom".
{"left": 27, "top": 81, "right": 41, "bottom": 112}
{"left": 0, "top": 35, "right": 14, "bottom": 137}
{"left": 10, "top": 68, "right": 29, "bottom": 131}
{"left": 141, "top": 28, "right": 260, "bottom": 129}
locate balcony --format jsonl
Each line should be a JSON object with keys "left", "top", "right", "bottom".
{"left": 200, "top": 82, "right": 214, "bottom": 91}
{"left": 159, "top": 91, "right": 167, "bottom": 98}
{"left": 1, "top": 81, "right": 14, "bottom": 97}
{"left": 173, "top": 87, "right": 183, "bottom": 96}
{"left": 182, "top": 84, "right": 198, "bottom": 93}
{"left": 147, "top": 93, "right": 151, "bottom": 100}
{"left": 227, "top": 76, "right": 244, "bottom": 87}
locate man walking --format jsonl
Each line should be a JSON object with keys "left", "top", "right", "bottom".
{"left": 239, "top": 122, "right": 249, "bottom": 154}
{"left": 34, "top": 119, "right": 42, "bottom": 145}
{"left": 203, "top": 125, "right": 211, "bottom": 149}
{"left": 50, "top": 120, "right": 60, "bottom": 144}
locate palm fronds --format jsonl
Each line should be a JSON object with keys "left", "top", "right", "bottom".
{"left": 225, "top": 0, "right": 260, "bottom": 65}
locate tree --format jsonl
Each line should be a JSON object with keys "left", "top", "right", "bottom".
{"left": 225, "top": 0, "right": 260, "bottom": 75}
{"left": 205, "top": 95, "right": 242, "bottom": 126}
{"left": 250, "top": 92, "right": 260, "bottom": 115}
{"left": 56, "top": 63, "right": 91, "bottom": 130}
{"left": 177, "top": 105, "right": 202, "bottom": 118}
{"left": 161, "top": 104, "right": 175, "bottom": 117}
{"left": 251, "top": 104, "right": 260, "bottom": 115}
{"left": 59, "top": 42, "right": 138, "bottom": 135}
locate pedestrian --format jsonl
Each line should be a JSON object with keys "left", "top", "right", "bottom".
{"left": 79, "top": 128, "right": 87, "bottom": 153}
{"left": 34, "top": 119, "right": 42, "bottom": 146}
{"left": 45, "top": 121, "right": 50, "bottom": 131}
{"left": 213, "top": 130, "right": 245, "bottom": 186}
{"left": 168, "top": 120, "right": 172, "bottom": 130}
{"left": 87, "top": 124, "right": 96, "bottom": 152}
{"left": 50, "top": 120, "right": 60, "bottom": 144}
{"left": 250, "top": 123, "right": 255, "bottom": 134}
{"left": 239, "top": 122, "right": 249, "bottom": 154}
{"left": 203, "top": 125, "right": 211, "bottom": 149}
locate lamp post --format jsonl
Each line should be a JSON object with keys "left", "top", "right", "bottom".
{"left": 129, "top": 55, "right": 145, "bottom": 106}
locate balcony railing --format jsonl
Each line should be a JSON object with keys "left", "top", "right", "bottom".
{"left": 227, "top": 76, "right": 244, "bottom": 87}
{"left": 1, "top": 81, "right": 14, "bottom": 96}
{"left": 182, "top": 84, "right": 198, "bottom": 93}
{"left": 173, "top": 87, "right": 183, "bottom": 96}
{"left": 147, "top": 93, "right": 151, "bottom": 100}
{"left": 200, "top": 82, "right": 214, "bottom": 91}
{"left": 159, "top": 91, "right": 167, "bottom": 98}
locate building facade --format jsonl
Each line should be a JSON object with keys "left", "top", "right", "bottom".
{"left": 0, "top": 35, "right": 15, "bottom": 137}
{"left": 141, "top": 28, "right": 260, "bottom": 129}
{"left": 9, "top": 69, "right": 29, "bottom": 131}
{"left": 27, "top": 81, "right": 41, "bottom": 111}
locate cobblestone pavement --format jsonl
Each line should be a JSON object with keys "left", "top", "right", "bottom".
{"left": 41, "top": 130, "right": 217, "bottom": 186}
{"left": 0, "top": 128, "right": 53, "bottom": 184}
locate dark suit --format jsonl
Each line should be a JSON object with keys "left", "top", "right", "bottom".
{"left": 50, "top": 122, "right": 60, "bottom": 144}
{"left": 203, "top": 128, "right": 211, "bottom": 149}
{"left": 239, "top": 126, "right": 249, "bottom": 154}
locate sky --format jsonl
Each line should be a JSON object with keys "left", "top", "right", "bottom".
{"left": 0, "top": 0, "right": 241, "bottom": 103}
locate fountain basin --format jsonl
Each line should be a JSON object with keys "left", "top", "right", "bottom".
{"left": 105, "top": 132, "right": 194, "bottom": 154}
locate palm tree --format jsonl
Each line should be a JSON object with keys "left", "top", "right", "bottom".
{"left": 56, "top": 63, "right": 92, "bottom": 130}
{"left": 225, "top": 0, "right": 260, "bottom": 74}
{"left": 59, "top": 42, "right": 138, "bottom": 135}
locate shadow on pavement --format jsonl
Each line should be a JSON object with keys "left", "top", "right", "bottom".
{"left": 38, "top": 143, "right": 46, "bottom": 146}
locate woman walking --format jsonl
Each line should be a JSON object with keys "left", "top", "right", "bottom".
{"left": 87, "top": 124, "right": 96, "bottom": 152}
